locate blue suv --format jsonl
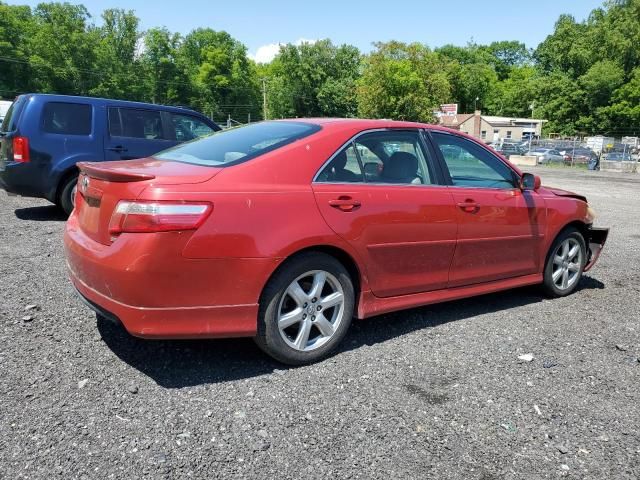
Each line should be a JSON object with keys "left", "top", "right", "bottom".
{"left": 0, "top": 94, "right": 220, "bottom": 214}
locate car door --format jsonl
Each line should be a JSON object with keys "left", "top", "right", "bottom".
{"left": 429, "top": 130, "right": 546, "bottom": 288}
{"left": 313, "top": 129, "right": 458, "bottom": 298}
{"left": 104, "top": 107, "right": 174, "bottom": 160}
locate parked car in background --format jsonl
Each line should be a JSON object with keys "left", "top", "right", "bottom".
{"left": 64, "top": 119, "right": 608, "bottom": 365}
{"left": 0, "top": 100, "right": 12, "bottom": 124}
{"left": 559, "top": 147, "right": 598, "bottom": 165}
{"left": 494, "top": 143, "right": 526, "bottom": 159}
{"left": 603, "top": 151, "right": 632, "bottom": 161}
{"left": 0, "top": 94, "right": 220, "bottom": 214}
{"left": 530, "top": 148, "right": 565, "bottom": 164}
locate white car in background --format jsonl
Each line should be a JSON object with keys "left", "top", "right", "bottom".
{"left": 530, "top": 148, "right": 565, "bottom": 164}
{"left": 0, "top": 100, "right": 13, "bottom": 124}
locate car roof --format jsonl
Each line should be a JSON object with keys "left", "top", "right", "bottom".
{"left": 273, "top": 118, "right": 466, "bottom": 136}
{"left": 22, "top": 93, "right": 206, "bottom": 116}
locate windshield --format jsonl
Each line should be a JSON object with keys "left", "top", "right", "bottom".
{"left": 155, "top": 121, "right": 320, "bottom": 166}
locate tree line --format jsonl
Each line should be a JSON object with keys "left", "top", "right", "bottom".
{"left": 1, "top": 0, "right": 639, "bottom": 136}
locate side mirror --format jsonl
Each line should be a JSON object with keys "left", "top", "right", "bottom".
{"left": 520, "top": 173, "right": 541, "bottom": 191}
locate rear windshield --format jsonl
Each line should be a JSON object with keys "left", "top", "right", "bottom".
{"left": 1, "top": 96, "right": 27, "bottom": 133}
{"left": 154, "top": 121, "right": 320, "bottom": 166}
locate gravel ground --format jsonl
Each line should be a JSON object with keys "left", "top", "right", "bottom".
{"left": 0, "top": 167, "right": 639, "bottom": 479}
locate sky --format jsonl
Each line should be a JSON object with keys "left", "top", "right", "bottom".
{"left": 9, "top": 0, "right": 605, "bottom": 63}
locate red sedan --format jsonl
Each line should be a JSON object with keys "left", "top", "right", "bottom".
{"left": 64, "top": 119, "right": 608, "bottom": 365}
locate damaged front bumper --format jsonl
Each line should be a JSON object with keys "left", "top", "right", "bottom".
{"left": 584, "top": 227, "right": 609, "bottom": 272}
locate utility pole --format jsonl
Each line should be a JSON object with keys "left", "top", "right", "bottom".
{"left": 528, "top": 102, "right": 535, "bottom": 153}
{"left": 262, "top": 78, "right": 268, "bottom": 121}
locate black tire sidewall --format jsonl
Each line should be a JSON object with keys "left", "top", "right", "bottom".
{"left": 59, "top": 175, "right": 78, "bottom": 216}
{"left": 543, "top": 228, "right": 586, "bottom": 297}
{"left": 255, "top": 253, "right": 355, "bottom": 365}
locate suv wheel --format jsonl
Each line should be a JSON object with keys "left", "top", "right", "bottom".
{"left": 59, "top": 174, "right": 78, "bottom": 216}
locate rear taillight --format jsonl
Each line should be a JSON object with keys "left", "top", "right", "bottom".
{"left": 13, "top": 136, "right": 29, "bottom": 163}
{"left": 108, "top": 201, "right": 212, "bottom": 236}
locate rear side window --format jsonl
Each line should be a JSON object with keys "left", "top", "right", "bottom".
{"left": 316, "top": 144, "right": 364, "bottom": 183}
{"left": 109, "top": 107, "right": 165, "bottom": 140}
{"left": 1, "top": 96, "right": 28, "bottom": 133}
{"left": 155, "top": 121, "right": 320, "bottom": 166}
{"left": 170, "top": 113, "right": 214, "bottom": 141}
{"left": 42, "top": 102, "right": 92, "bottom": 135}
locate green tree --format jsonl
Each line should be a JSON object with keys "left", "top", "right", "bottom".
{"left": 89, "top": 8, "right": 141, "bottom": 99}
{"left": 357, "top": 41, "right": 450, "bottom": 122}
{"left": 140, "top": 27, "right": 185, "bottom": 105}
{"left": 27, "top": 2, "right": 98, "bottom": 94}
{"left": 179, "top": 28, "right": 260, "bottom": 121}
{"left": 267, "top": 40, "right": 360, "bottom": 118}
{"left": 484, "top": 40, "right": 531, "bottom": 80}
{"left": 485, "top": 66, "right": 538, "bottom": 117}
{"left": 0, "top": 2, "right": 33, "bottom": 96}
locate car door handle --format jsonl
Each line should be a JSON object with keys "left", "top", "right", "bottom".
{"left": 107, "top": 145, "right": 128, "bottom": 153}
{"left": 328, "top": 197, "right": 361, "bottom": 212}
{"left": 457, "top": 200, "right": 480, "bottom": 213}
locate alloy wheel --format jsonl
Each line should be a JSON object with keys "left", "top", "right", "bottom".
{"left": 277, "top": 270, "right": 345, "bottom": 352}
{"left": 551, "top": 238, "right": 583, "bottom": 291}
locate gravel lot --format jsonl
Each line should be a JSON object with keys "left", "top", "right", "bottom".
{"left": 1, "top": 167, "right": 639, "bottom": 479}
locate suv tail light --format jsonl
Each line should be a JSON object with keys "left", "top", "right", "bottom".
{"left": 108, "top": 201, "right": 212, "bottom": 236}
{"left": 13, "top": 136, "right": 29, "bottom": 163}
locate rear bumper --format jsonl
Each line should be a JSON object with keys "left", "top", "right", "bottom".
{"left": 584, "top": 226, "right": 609, "bottom": 272}
{"left": 64, "top": 213, "right": 281, "bottom": 339}
{"left": 69, "top": 272, "right": 259, "bottom": 338}
{"left": 0, "top": 161, "right": 50, "bottom": 199}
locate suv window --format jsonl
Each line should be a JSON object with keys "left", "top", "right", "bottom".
{"left": 316, "top": 144, "right": 364, "bottom": 183}
{"left": 42, "top": 102, "right": 92, "bottom": 135}
{"left": 1, "top": 96, "right": 28, "bottom": 133}
{"left": 432, "top": 132, "right": 516, "bottom": 189}
{"left": 353, "top": 130, "right": 433, "bottom": 185}
{"left": 109, "top": 107, "right": 165, "bottom": 140}
{"left": 170, "top": 113, "right": 214, "bottom": 141}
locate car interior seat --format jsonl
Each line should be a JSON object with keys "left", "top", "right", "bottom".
{"left": 381, "top": 152, "right": 422, "bottom": 184}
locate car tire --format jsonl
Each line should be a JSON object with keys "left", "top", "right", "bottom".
{"left": 254, "top": 252, "right": 355, "bottom": 365}
{"left": 542, "top": 228, "right": 586, "bottom": 298}
{"left": 59, "top": 174, "right": 78, "bottom": 216}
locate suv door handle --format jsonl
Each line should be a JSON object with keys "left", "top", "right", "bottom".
{"left": 107, "top": 145, "right": 128, "bottom": 153}
{"left": 457, "top": 200, "right": 480, "bottom": 213}
{"left": 328, "top": 196, "right": 361, "bottom": 212}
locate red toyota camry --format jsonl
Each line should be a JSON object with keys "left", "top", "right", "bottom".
{"left": 64, "top": 119, "right": 608, "bottom": 365}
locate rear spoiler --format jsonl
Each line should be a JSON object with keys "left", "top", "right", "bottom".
{"left": 77, "top": 162, "right": 156, "bottom": 183}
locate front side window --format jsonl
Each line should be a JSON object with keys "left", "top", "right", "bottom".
{"left": 353, "top": 130, "right": 433, "bottom": 185}
{"left": 170, "top": 113, "right": 215, "bottom": 141}
{"left": 155, "top": 121, "right": 320, "bottom": 166}
{"left": 42, "top": 102, "right": 92, "bottom": 135}
{"left": 316, "top": 144, "right": 363, "bottom": 183}
{"left": 109, "top": 107, "right": 165, "bottom": 140}
{"left": 431, "top": 132, "right": 517, "bottom": 189}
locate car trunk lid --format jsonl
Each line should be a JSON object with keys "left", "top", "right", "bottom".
{"left": 75, "top": 158, "right": 221, "bottom": 245}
